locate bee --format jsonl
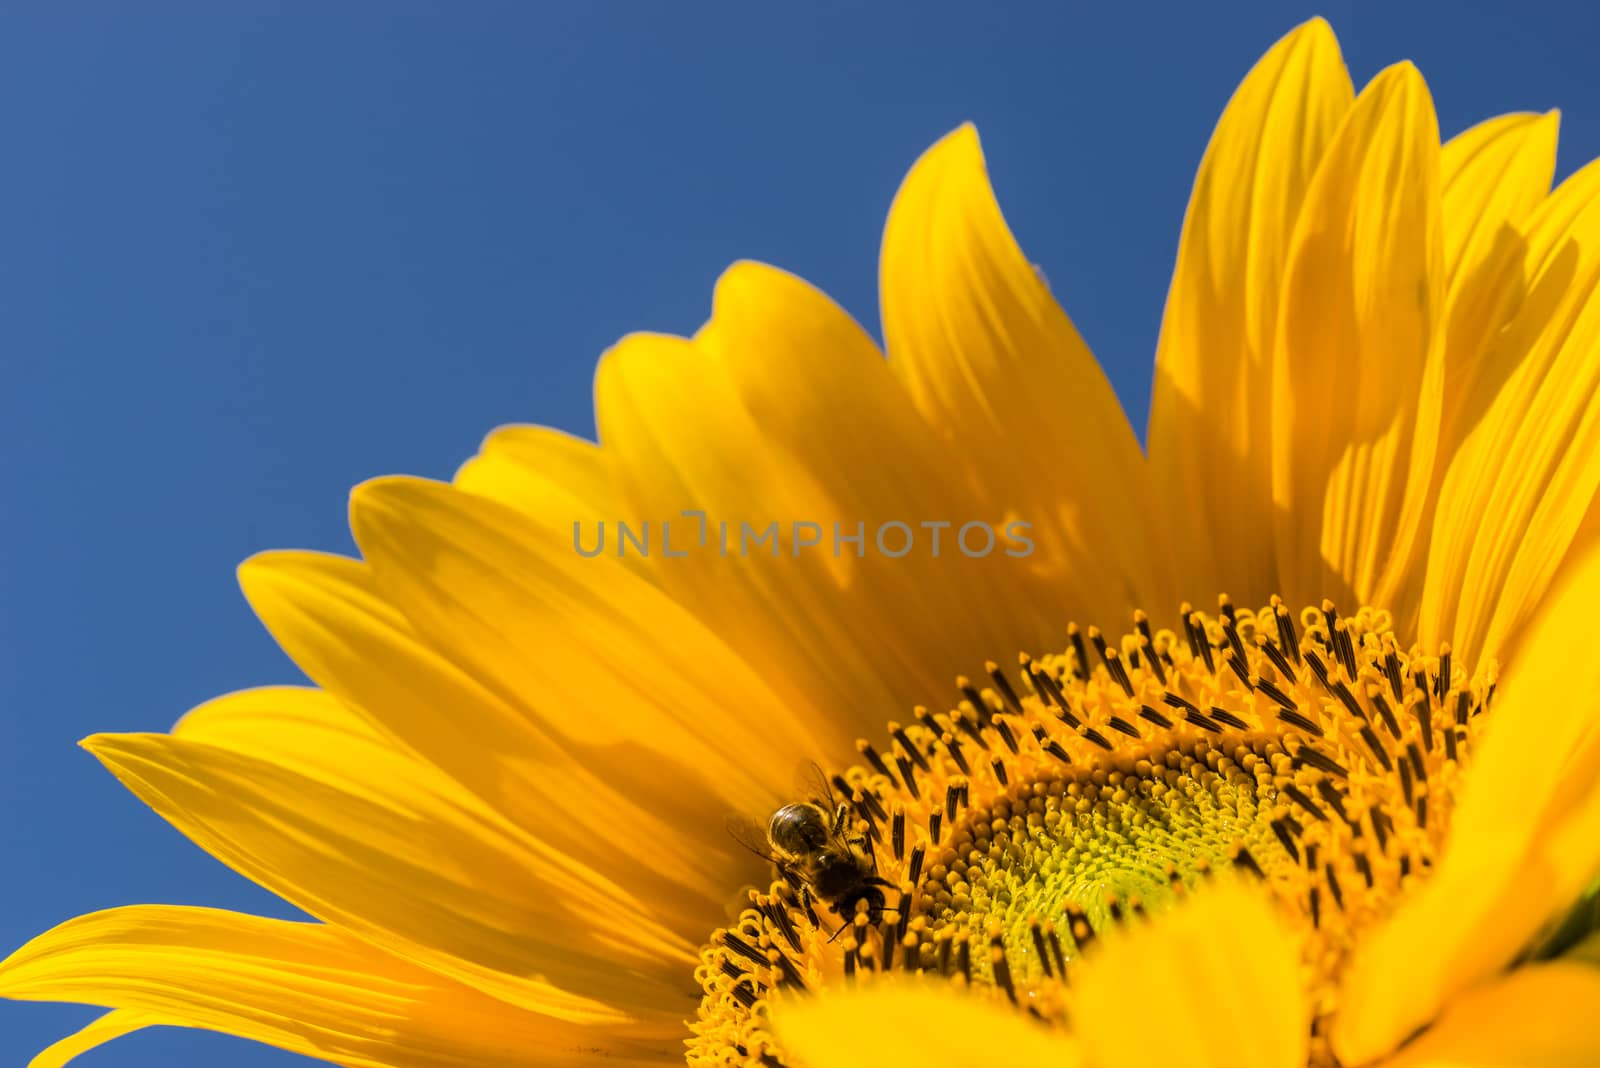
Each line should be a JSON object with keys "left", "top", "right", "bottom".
{"left": 728, "top": 766, "right": 900, "bottom": 936}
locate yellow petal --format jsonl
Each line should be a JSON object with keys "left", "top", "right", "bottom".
{"left": 453, "top": 425, "right": 624, "bottom": 543}
{"left": 1148, "top": 17, "right": 1352, "bottom": 605}
{"left": 29, "top": 1010, "right": 159, "bottom": 1068}
{"left": 1337, "top": 541, "right": 1600, "bottom": 1062}
{"left": 769, "top": 980, "right": 1078, "bottom": 1068}
{"left": 235, "top": 550, "right": 729, "bottom": 933}
{"left": 1434, "top": 112, "right": 1560, "bottom": 500}
{"left": 1073, "top": 879, "right": 1307, "bottom": 1068}
{"left": 594, "top": 325, "right": 929, "bottom": 724}
{"left": 0, "top": 906, "right": 668, "bottom": 1068}
{"left": 1272, "top": 61, "right": 1444, "bottom": 622}
{"left": 348, "top": 474, "right": 826, "bottom": 812}
{"left": 84, "top": 689, "right": 690, "bottom": 1025}
{"left": 881, "top": 122, "right": 1174, "bottom": 625}
{"left": 1420, "top": 154, "right": 1600, "bottom": 665}
{"left": 1439, "top": 111, "right": 1559, "bottom": 291}
{"left": 1383, "top": 960, "right": 1600, "bottom": 1067}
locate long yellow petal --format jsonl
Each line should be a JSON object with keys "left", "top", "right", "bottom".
{"left": 594, "top": 325, "right": 933, "bottom": 725}
{"left": 83, "top": 689, "right": 691, "bottom": 1026}
{"left": 235, "top": 550, "right": 730, "bottom": 934}
{"left": 1420, "top": 155, "right": 1600, "bottom": 665}
{"left": 1272, "top": 61, "right": 1444, "bottom": 621}
{"left": 1433, "top": 112, "right": 1560, "bottom": 507}
{"left": 769, "top": 980, "right": 1078, "bottom": 1068}
{"left": 0, "top": 906, "right": 668, "bottom": 1068}
{"left": 1148, "top": 17, "right": 1352, "bottom": 606}
{"left": 348, "top": 474, "right": 828, "bottom": 811}
{"left": 1073, "top": 878, "right": 1308, "bottom": 1068}
{"left": 1336, "top": 541, "right": 1600, "bottom": 1062}
{"left": 29, "top": 1009, "right": 159, "bottom": 1068}
{"left": 1382, "top": 959, "right": 1600, "bottom": 1067}
{"left": 881, "top": 123, "right": 1174, "bottom": 626}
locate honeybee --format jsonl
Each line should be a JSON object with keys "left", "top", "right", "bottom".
{"left": 728, "top": 766, "right": 900, "bottom": 935}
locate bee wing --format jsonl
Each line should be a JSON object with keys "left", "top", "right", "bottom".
{"left": 724, "top": 813, "right": 777, "bottom": 864}
{"left": 794, "top": 759, "right": 838, "bottom": 808}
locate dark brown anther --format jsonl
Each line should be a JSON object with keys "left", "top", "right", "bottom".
{"left": 1330, "top": 679, "right": 1367, "bottom": 723}
{"left": 1358, "top": 725, "right": 1393, "bottom": 772}
{"left": 1282, "top": 783, "right": 1328, "bottom": 822}
{"left": 1368, "top": 808, "right": 1390, "bottom": 854}
{"left": 1209, "top": 706, "right": 1249, "bottom": 731}
{"left": 1315, "top": 778, "right": 1349, "bottom": 820}
{"left": 1276, "top": 707, "right": 1326, "bottom": 737}
{"left": 1332, "top": 620, "right": 1358, "bottom": 681}
{"left": 1294, "top": 745, "right": 1349, "bottom": 779}
{"left": 1104, "top": 648, "right": 1137, "bottom": 697}
{"left": 935, "top": 933, "right": 952, "bottom": 977}
{"left": 953, "top": 709, "right": 988, "bottom": 750}
{"left": 1068, "top": 624, "right": 1091, "bottom": 680}
{"left": 1325, "top": 864, "right": 1345, "bottom": 910}
{"left": 1139, "top": 703, "right": 1175, "bottom": 729}
{"left": 1047, "top": 927, "right": 1067, "bottom": 977}
{"left": 1080, "top": 726, "right": 1115, "bottom": 750}
{"left": 1276, "top": 605, "right": 1302, "bottom": 665}
{"left": 1255, "top": 674, "right": 1297, "bottom": 712}
{"left": 1042, "top": 739, "right": 1073, "bottom": 764}
{"left": 1184, "top": 708, "right": 1224, "bottom": 734}
{"left": 1228, "top": 653, "right": 1254, "bottom": 689}
{"left": 957, "top": 934, "right": 972, "bottom": 983}
{"left": 730, "top": 981, "right": 758, "bottom": 1008}
{"left": 1304, "top": 649, "right": 1333, "bottom": 691}
{"left": 915, "top": 705, "right": 943, "bottom": 735}
{"left": 1088, "top": 626, "right": 1112, "bottom": 668}
{"left": 881, "top": 925, "right": 896, "bottom": 970}
{"left": 987, "top": 660, "right": 1025, "bottom": 714}
{"left": 1186, "top": 612, "right": 1217, "bottom": 674}
{"left": 1371, "top": 692, "right": 1402, "bottom": 738}
{"left": 1107, "top": 715, "right": 1142, "bottom": 738}
{"left": 928, "top": 810, "right": 942, "bottom": 845}
{"left": 1033, "top": 667, "right": 1081, "bottom": 727}
{"left": 992, "top": 716, "right": 1020, "bottom": 755}
{"left": 941, "top": 731, "right": 972, "bottom": 775}
{"left": 719, "top": 930, "right": 767, "bottom": 967}
{"left": 1417, "top": 795, "right": 1428, "bottom": 829}
{"left": 908, "top": 842, "right": 926, "bottom": 884}
{"left": 890, "top": 724, "right": 931, "bottom": 773}
{"left": 945, "top": 782, "right": 962, "bottom": 825}
{"left": 891, "top": 806, "right": 906, "bottom": 861}
{"left": 1231, "top": 844, "right": 1265, "bottom": 879}
{"left": 1398, "top": 758, "right": 1415, "bottom": 806}
{"left": 1355, "top": 851, "right": 1374, "bottom": 888}
{"left": 957, "top": 677, "right": 989, "bottom": 718}
{"left": 1219, "top": 594, "right": 1237, "bottom": 624}
{"left": 1436, "top": 646, "right": 1452, "bottom": 700}
{"left": 857, "top": 739, "right": 894, "bottom": 779}
{"left": 1065, "top": 904, "right": 1095, "bottom": 950}
{"left": 1444, "top": 725, "right": 1458, "bottom": 762}
{"left": 1259, "top": 635, "right": 1296, "bottom": 680}
{"left": 991, "top": 756, "right": 1008, "bottom": 786}
{"left": 894, "top": 755, "right": 921, "bottom": 800}
{"left": 844, "top": 943, "right": 859, "bottom": 979}
{"left": 1412, "top": 699, "right": 1434, "bottom": 751}
{"left": 1454, "top": 690, "right": 1471, "bottom": 727}
{"left": 1030, "top": 922, "right": 1054, "bottom": 978}
{"left": 902, "top": 936, "right": 921, "bottom": 973}
{"left": 1270, "top": 818, "right": 1301, "bottom": 863}
{"left": 857, "top": 786, "right": 889, "bottom": 824}
{"left": 1384, "top": 647, "right": 1405, "bottom": 701}
{"left": 763, "top": 898, "right": 802, "bottom": 954}
{"left": 769, "top": 946, "right": 807, "bottom": 989}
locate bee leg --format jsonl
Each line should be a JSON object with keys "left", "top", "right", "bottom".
{"left": 831, "top": 801, "right": 851, "bottom": 838}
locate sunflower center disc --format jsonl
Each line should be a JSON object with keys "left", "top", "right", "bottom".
{"left": 689, "top": 597, "right": 1495, "bottom": 1067}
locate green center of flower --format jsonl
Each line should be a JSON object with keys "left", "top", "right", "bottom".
{"left": 688, "top": 597, "right": 1494, "bottom": 1067}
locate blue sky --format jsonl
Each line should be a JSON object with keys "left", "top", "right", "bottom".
{"left": 3, "top": 3, "right": 1598, "bottom": 1064}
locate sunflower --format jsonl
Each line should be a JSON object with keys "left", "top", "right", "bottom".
{"left": 7, "top": 15, "right": 1600, "bottom": 1068}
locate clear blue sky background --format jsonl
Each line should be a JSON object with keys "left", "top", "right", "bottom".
{"left": 3, "top": 3, "right": 1599, "bottom": 1064}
